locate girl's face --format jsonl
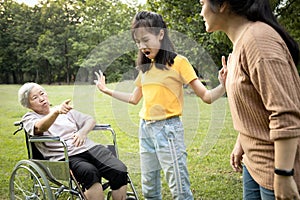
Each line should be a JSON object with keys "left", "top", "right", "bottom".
{"left": 200, "top": 0, "right": 222, "bottom": 32}
{"left": 133, "top": 27, "right": 164, "bottom": 60}
{"left": 28, "top": 86, "right": 50, "bottom": 115}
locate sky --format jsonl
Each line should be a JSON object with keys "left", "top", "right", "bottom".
{"left": 15, "top": 0, "right": 38, "bottom": 7}
{"left": 15, "top": 0, "right": 146, "bottom": 7}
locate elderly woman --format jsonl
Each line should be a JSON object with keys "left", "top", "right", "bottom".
{"left": 18, "top": 82, "right": 128, "bottom": 200}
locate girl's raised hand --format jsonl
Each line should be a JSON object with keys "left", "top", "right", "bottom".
{"left": 94, "top": 70, "right": 107, "bottom": 93}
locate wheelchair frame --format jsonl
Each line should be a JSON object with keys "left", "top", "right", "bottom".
{"left": 9, "top": 122, "right": 139, "bottom": 200}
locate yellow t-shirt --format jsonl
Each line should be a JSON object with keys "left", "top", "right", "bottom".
{"left": 134, "top": 55, "right": 197, "bottom": 120}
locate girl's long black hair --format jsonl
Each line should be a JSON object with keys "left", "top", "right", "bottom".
{"left": 209, "top": 0, "right": 299, "bottom": 65}
{"left": 131, "top": 11, "right": 177, "bottom": 73}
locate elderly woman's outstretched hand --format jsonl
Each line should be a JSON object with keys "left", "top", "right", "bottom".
{"left": 56, "top": 99, "right": 73, "bottom": 114}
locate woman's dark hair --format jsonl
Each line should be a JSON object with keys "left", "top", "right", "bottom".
{"left": 209, "top": 0, "right": 299, "bottom": 65}
{"left": 131, "top": 11, "right": 177, "bottom": 72}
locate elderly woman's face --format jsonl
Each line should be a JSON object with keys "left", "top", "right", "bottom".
{"left": 28, "top": 86, "right": 50, "bottom": 115}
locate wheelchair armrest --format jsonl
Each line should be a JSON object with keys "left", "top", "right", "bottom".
{"left": 92, "top": 124, "right": 118, "bottom": 158}
{"left": 93, "top": 124, "right": 111, "bottom": 130}
{"left": 29, "top": 136, "right": 69, "bottom": 161}
{"left": 30, "top": 136, "right": 61, "bottom": 143}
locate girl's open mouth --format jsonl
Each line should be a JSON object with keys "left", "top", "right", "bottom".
{"left": 143, "top": 50, "right": 150, "bottom": 56}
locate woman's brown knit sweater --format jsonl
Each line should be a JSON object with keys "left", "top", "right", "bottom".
{"left": 226, "top": 21, "right": 300, "bottom": 191}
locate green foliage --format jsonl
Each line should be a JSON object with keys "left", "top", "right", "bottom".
{"left": 0, "top": 0, "right": 139, "bottom": 84}
{"left": 0, "top": 0, "right": 299, "bottom": 84}
{"left": 275, "top": 0, "right": 300, "bottom": 72}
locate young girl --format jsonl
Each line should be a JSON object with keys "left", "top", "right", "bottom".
{"left": 199, "top": 0, "right": 300, "bottom": 199}
{"left": 95, "top": 11, "right": 227, "bottom": 200}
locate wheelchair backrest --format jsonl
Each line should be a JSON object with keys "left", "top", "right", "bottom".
{"left": 14, "top": 122, "right": 70, "bottom": 181}
{"left": 13, "top": 121, "right": 44, "bottom": 160}
{"left": 24, "top": 127, "right": 45, "bottom": 160}
{"left": 28, "top": 136, "right": 45, "bottom": 160}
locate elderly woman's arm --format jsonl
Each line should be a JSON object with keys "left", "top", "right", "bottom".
{"left": 65, "top": 109, "right": 96, "bottom": 147}
{"left": 73, "top": 116, "right": 96, "bottom": 147}
{"left": 34, "top": 99, "right": 73, "bottom": 134}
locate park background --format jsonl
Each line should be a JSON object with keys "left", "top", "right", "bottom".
{"left": 1, "top": 0, "right": 299, "bottom": 199}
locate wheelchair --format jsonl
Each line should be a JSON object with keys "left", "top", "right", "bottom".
{"left": 9, "top": 122, "right": 139, "bottom": 200}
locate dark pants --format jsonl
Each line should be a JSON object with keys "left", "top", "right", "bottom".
{"left": 69, "top": 145, "right": 127, "bottom": 190}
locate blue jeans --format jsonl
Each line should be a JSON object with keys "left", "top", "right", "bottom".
{"left": 243, "top": 165, "right": 275, "bottom": 200}
{"left": 139, "top": 117, "right": 193, "bottom": 200}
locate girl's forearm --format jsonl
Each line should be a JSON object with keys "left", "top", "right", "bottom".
{"left": 104, "top": 88, "right": 132, "bottom": 103}
{"left": 209, "top": 84, "right": 226, "bottom": 103}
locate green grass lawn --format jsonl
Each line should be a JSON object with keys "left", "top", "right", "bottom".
{"left": 0, "top": 83, "right": 242, "bottom": 199}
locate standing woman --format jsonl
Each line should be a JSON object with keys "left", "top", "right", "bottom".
{"left": 95, "top": 11, "right": 227, "bottom": 200}
{"left": 200, "top": 0, "right": 300, "bottom": 199}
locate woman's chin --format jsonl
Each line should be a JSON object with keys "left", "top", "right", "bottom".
{"left": 205, "top": 26, "right": 215, "bottom": 33}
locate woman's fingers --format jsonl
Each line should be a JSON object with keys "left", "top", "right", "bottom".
{"left": 230, "top": 152, "right": 243, "bottom": 172}
{"left": 73, "top": 134, "right": 86, "bottom": 147}
{"left": 221, "top": 55, "right": 226, "bottom": 67}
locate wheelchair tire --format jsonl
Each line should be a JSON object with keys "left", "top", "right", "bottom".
{"left": 126, "top": 197, "right": 137, "bottom": 200}
{"left": 9, "top": 159, "right": 54, "bottom": 200}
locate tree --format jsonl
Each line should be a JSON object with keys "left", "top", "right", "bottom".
{"left": 0, "top": 0, "right": 41, "bottom": 83}
{"left": 33, "top": 0, "right": 84, "bottom": 84}
{"left": 76, "top": 0, "right": 139, "bottom": 83}
{"left": 275, "top": 0, "right": 300, "bottom": 72}
{"left": 0, "top": 0, "right": 298, "bottom": 84}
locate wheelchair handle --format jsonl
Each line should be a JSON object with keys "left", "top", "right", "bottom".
{"left": 93, "top": 124, "right": 111, "bottom": 130}
{"left": 13, "top": 121, "right": 23, "bottom": 135}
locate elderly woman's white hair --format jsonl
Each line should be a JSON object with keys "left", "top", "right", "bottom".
{"left": 18, "top": 82, "right": 44, "bottom": 108}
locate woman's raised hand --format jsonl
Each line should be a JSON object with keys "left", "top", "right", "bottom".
{"left": 218, "top": 54, "right": 231, "bottom": 88}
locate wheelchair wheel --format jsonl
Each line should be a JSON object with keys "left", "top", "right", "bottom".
{"left": 126, "top": 197, "right": 137, "bottom": 200}
{"left": 9, "top": 160, "right": 54, "bottom": 200}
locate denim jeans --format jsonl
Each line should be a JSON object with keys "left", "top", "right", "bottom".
{"left": 139, "top": 117, "right": 193, "bottom": 200}
{"left": 243, "top": 165, "right": 275, "bottom": 200}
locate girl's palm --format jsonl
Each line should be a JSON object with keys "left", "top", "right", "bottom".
{"left": 94, "top": 70, "right": 107, "bottom": 92}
